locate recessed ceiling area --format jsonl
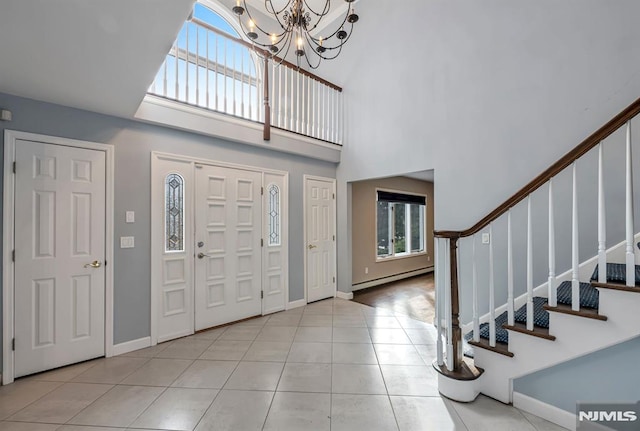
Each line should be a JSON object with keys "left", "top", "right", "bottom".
{"left": 0, "top": 0, "right": 194, "bottom": 117}
{"left": 403, "top": 170, "right": 435, "bottom": 183}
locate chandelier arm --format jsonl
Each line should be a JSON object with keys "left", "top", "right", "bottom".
{"left": 302, "top": 0, "right": 331, "bottom": 18}
{"left": 264, "top": 0, "right": 291, "bottom": 15}
{"left": 306, "top": 6, "right": 350, "bottom": 39}
{"left": 240, "top": 4, "right": 287, "bottom": 38}
{"left": 303, "top": 30, "right": 343, "bottom": 61}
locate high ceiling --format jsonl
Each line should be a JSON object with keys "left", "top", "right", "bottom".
{"left": 0, "top": 0, "right": 195, "bottom": 117}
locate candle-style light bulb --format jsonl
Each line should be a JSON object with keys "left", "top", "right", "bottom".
{"left": 297, "top": 37, "right": 303, "bottom": 48}
{"left": 236, "top": 0, "right": 240, "bottom": 6}
{"left": 271, "top": 33, "right": 277, "bottom": 44}
{"left": 249, "top": 19, "right": 255, "bottom": 31}
{"left": 319, "top": 36, "right": 323, "bottom": 46}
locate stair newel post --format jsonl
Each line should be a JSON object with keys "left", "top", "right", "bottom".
{"left": 449, "top": 236, "right": 463, "bottom": 371}
{"left": 488, "top": 225, "right": 496, "bottom": 347}
{"left": 263, "top": 55, "right": 271, "bottom": 141}
{"left": 435, "top": 238, "right": 444, "bottom": 366}
{"left": 598, "top": 142, "right": 607, "bottom": 284}
{"left": 507, "top": 210, "right": 515, "bottom": 326}
{"left": 472, "top": 236, "right": 480, "bottom": 342}
{"left": 548, "top": 179, "right": 557, "bottom": 307}
{"left": 626, "top": 121, "right": 635, "bottom": 287}
{"left": 572, "top": 161, "right": 580, "bottom": 311}
{"left": 526, "top": 195, "right": 534, "bottom": 331}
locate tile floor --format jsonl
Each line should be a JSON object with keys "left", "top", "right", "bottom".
{"left": 0, "top": 298, "right": 568, "bottom": 431}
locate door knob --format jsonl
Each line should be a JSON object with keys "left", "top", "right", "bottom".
{"left": 197, "top": 252, "right": 212, "bottom": 259}
{"left": 308, "top": 244, "right": 317, "bottom": 249}
{"left": 84, "top": 260, "right": 102, "bottom": 268}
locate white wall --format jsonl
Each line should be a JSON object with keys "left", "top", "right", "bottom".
{"left": 322, "top": 0, "right": 640, "bottom": 293}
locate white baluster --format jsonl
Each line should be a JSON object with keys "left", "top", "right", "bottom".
{"left": 205, "top": 30, "right": 209, "bottom": 109}
{"left": 232, "top": 44, "right": 236, "bottom": 116}
{"left": 214, "top": 34, "right": 218, "bottom": 111}
{"left": 548, "top": 179, "right": 557, "bottom": 307}
{"left": 185, "top": 24, "right": 189, "bottom": 103}
{"left": 240, "top": 47, "right": 244, "bottom": 117}
{"left": 435, "top": 238, "right": 444, "bottom": 366}
{"left": 297, "top": 70, "right": 301, "bottom": 133}
{"left": 472, "top": 236, "right": 480, "bottom": 342}
{"left": 626, "top": 121, "right": 635, "bottom": 287}
{"left": 526, "top": 195, "right": 534, "bottom": 330}
{"left": 195, "top": 25, "right": 199, "bottom": 106}
{"left": 290, "top": 69, "right": 295, "bottom": 132}
{"left": 598, "top": 142, "right": 607, "bottom": 284}
{"left": 572, "top": 162, "right": 580, "bottom": 311}
{"left": 174, "top": 40, "right": 179, "bottom": 101}
{"left": 445, "top": 238, "right": 453, "bottom": 370}
{"left": 163, "top": 57, "right": 168, "bottom": 97}
{"left": 507, "top": 209, "right": 515, "bottom": 324}
{"left": 223, "top": 39, "right": 227, "bottom": 113}
{"left": 277, "top": 64, "right": 282, "bottom": 128}
{"left": 489, "top": 225, "right": 496, "bottom": 347}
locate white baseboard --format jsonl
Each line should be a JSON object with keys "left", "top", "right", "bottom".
{"left": 513, "top": 392, "right": 575, "bottom": 431}
{"left": 287, "top": 299, "right": 306, "bottom": 310}
{"left": 352, "top": 267, "right": 434, "bottom": 292}
{"left": 336, "top": 291, "right": 353, "bottom": 300}
{"left": 112, "top": 336, "right": 151, "bottom": 356}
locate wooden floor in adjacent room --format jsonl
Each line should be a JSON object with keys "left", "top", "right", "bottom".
{"left": 352, "top": 272, "right": 435, "bottom": 324}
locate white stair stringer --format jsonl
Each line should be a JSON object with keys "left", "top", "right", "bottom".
{"left": 471, "top": 288, "right": 640, "bottom": 405}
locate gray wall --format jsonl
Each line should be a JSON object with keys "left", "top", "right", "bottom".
{"left": 514, "top": 336, "right": 640, "bottom": 413}
{"left": 0, "top": 92, "right": 336, "bottom": 359}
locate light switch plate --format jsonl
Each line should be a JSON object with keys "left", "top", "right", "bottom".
{"left": 482, "top": 233, "right": 490, "bottom": 244}
{"left": 120, "top": 236, "right": 135, "bottom": 248}
{"left": 126, "top": 211, "right": 135, "bottom": 223}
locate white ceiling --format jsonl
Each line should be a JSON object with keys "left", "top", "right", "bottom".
{"left": 404, "top": 170, "right": 435, "bottom": 183}
{"left": 0, "top": 0, "right": 195, "bottom": 117}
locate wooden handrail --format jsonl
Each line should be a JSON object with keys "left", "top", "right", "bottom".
{"left": 435, "top": 96, "right": 640, "bottom": 239}
{"left": 190, "top": 17, "right": 343, "bottom": 92}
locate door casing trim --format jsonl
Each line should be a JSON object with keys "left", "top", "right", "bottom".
{"left": 2, "top": 130, "right": 115, "bottom": 384}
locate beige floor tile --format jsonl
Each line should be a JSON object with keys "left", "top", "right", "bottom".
{"left": 199, "top": 340, "right": 252, "bottom": 360}
{"left": 0, "top": 422, "right": 60, "bottom": 431}
{"left": 450, "top": 395, "right": 537, "bottom": 431}
{"left": 68, "top": 385, "right": 163, "bottom": 427}
{"left": 190, "top": 327, "right": 227, "bottom": 340}
{"left": 520, "top": 411, "right": 570, "bottom": 431}
{"left": 365, "top": 316, "right": 402, "bottom": 329}
{"left": 27, "top": 360, "right": 100, "bottom": 382}
{"left": 331, "top": 394, "right": 399, "bottom": 431}
{"left": 369, "top": 328, "right": 412, "bottom": 344}
{"left": 380, "top": 365, "right": 439, "bottom": 396}
{"left": 390, "top": 396, "right": 468, "bottom": 431}
{"left": 129, "top": 387, "right": 218, "bottom": 430}
{"left": 121, "top": 358, "right": 193, "bottom": 386}
{"left": 404, "top": 328, "right": 437, "bottom": 345}
{"left": 71, "top": 357, "right": 148, "bottom": 384}
{"left": 332, "top": 315, "right": 368, "bottom": 327}
{"left": 171, "top": 360, "right": 238, "bottom": 389}
{"left": 332, "top": 343, "right": 377, "bottom": 364}
{"left": 0, "top": 380, "right": 62, "bottom": 420}
{"left": 299, "top": 314, "right": 333, "bottom": 327}
{"left": 294, "top": 327, "right": 332, "bottom": 342}
{"left": 242, "top": 341, "right": 292, "bottom": 362}
{"left": 194, "top": 390, "right": 273, "bottom": 431}
{"left": 264, "top": 313, "right": 302, "bottom": 327}
{"left": 255, "top": 326, "right": 298, "bottom": 342}
{"left": 218, "top": 326, "right": 262, "bottom": 341}
{"left": 332, "top": 327, "right": 372, "bottom": 343}
{"left": 120, "top": 343, "right": 169, "bottom": 358}
{"left": 8, "top": 382, "right": 112, "bottom": 423}
{"left": 332, "top": 364, "right": 387, "bottom": 395}
{"left": 232, "top": 315, "right": 270, "bottom": 327}
{"left": 287, "top": 342, "right": 332, "bottom": 363}
{"left": 57, "top": 426, "right": 125, "bottom": 430}
{"left": 224, "top": 361, "right": 284, "bottom": 391}
{"left": 414, "top": 344, "right": 437, "bottom": 363}
{"left": 155, "top": 339, "right": 213, "bottom": 359}
{"left": 374, "top": 344, "right": 426, "bottom": 365}
{"left": 263, "top": 392, "right": 331, "bottom": 431}
{"left": 277, "top": 363, "right": 332, "bottom": 393}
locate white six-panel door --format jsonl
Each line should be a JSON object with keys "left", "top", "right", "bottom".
{"left": 194, "top": 164, "right": 263, "bottom": 329}
{"left": 305, "top": 177, "right": 336, "bottom": 303}
{"left": 14, "top": 140, "right": 106, "bottom": 378}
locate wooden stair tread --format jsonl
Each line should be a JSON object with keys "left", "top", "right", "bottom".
{"left": 432, "top": 357, "right": 484, "bottom": 381}
{"left": 543, "top": 303, "right": 607, "bottom": 321}
{"left": 468, "top": 339, "right": 514, "bottom": 357}
{"left": 592, "top": 281, "right": 640, "bottom": 293}
{"left": 502, "top": 322, "right": 556, "bottom": 341}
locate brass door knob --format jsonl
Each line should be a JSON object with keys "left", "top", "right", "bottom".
{"left": 84, "top": 260, "right": 102, "bottom": 268}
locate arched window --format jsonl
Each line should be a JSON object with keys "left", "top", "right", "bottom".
{"left": 165, "top": 173, "right": 185, "bottom": 252}
{"left": 268, "top": 184, "right": 281, "bottom": 246}
{"left": 149, "top": 2, "right": 260, "bottom": 121}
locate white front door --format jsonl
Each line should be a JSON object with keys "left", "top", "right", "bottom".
{"left": 194, "top": 164, "right": 262, "bottom": 330}
{"left": 305, "top": 177, "right": 336, "bottom": 303}
{"left": 14, "top": 140, "right": 106, "bottom": 378}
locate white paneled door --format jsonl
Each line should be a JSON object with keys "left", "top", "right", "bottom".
{"left": 14, "top": 140, "right": 106, "bottom": 378}
{"left": 305, "top": 177, "right": 336, "bottom": 303}
{"left": 195, "top": 165, "right": 263, "bottom": 329}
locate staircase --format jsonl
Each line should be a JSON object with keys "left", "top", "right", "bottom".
{"left": 432, "top": 97, "right": 640, "bottom": 430}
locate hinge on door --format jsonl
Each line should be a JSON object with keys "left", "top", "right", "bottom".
{"left": 12, "top": 250, "right": 15, "bottom": 262}
{"left": 261, "top": 238, "right": 264, "bottom": 247}
{"left": 12, "top": 338, "right": 15, "bottom": 351}
{"left": 333, "top": 235, "right": 335, "bottom": 241}
{"left": 333, "top": 276, "right": 336, "bottom": 283}
{"left": 13, "top": 161, "right": 16, "bottom": 173}
{"left": 332, "top": 193, "right": 335, "bottom": 199}
{"left": 261, "top": 187, "right": 264, "bottom": 195}
{"left": 261, "top": 291, "right": 264, "bottom": 299}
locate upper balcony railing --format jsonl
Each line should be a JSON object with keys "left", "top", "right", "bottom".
{"left": 148, "top": 16, "right": 344, "bottom": 145}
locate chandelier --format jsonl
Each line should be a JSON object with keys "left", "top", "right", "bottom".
{"left": 232, "top": 0, "right": 359, "bottom": 69}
